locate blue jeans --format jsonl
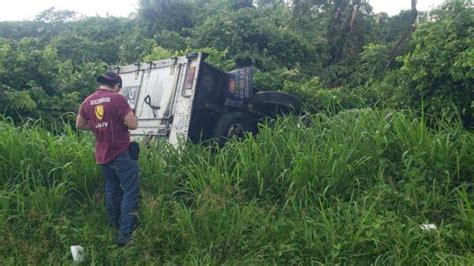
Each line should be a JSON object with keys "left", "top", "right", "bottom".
{"left": 100, "top": 151, "right": 140, "bottom": 238}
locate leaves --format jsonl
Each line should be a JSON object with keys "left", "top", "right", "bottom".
{"left": 391, "top": 1, "right": 474, "bottom": 126}
{"left": 0, "top": 1, "right": 472, "bottom": 126}
{"left": 4, "top": 90, "right": 37, "bottom": 110}
{"left": 0, "top": 38, "right": 106, "bottom": 122}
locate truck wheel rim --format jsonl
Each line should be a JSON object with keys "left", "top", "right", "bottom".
{"left": 227, "top": 123, "right": 246, "bottom": 138}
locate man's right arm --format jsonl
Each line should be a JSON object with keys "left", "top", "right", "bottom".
{"left": 124, "top": 111, "right": 138, "bottom": 130}
{"left": 116, "top": 95, "right": 138, "bottom": 130}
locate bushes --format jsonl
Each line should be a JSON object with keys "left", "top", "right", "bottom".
{"left": 0, "top": 1, "right": 472, "bottom": 129}
{"left": 283, "top": 77, "right": 367, "bottom": 112}
{"left": 0, "top": 38, "right": 107, "bottom": 124}
{"left": 382, "top": 1, "right": 474, "bottom": 127}
{"left": 1, "top": 109, "right": 473, "bottom": 264}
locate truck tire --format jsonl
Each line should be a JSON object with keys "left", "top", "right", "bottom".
{"left": 250, "top": 91, "right": 303, "bottom": 116}
{"left": 214, "top": 112, "right": 258, "bottom": 144}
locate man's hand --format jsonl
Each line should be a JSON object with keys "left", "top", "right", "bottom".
{"left": 124, "top": 111, "right": 138, "bottom": 130}
{"left": 76, "top": 114, "right": 91, "bottom": 130}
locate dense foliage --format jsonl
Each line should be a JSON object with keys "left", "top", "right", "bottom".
{"left": 0, "top": 1, "right": 473, "bottom": 264}
{"left": 0, "top": 0, "right": 472, "bottom": 126}
{"left": 1, "top": 110, "right": 473, "bottom": 264}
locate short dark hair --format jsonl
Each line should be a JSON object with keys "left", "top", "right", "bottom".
{"left": 97, "top": 72, "right": 122, "bottom": 88}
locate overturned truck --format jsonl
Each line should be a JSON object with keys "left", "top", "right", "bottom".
{"left": 115, "top": 53, "right": 302, "bottom": 145}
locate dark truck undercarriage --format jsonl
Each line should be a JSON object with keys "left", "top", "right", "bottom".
{"left": 188, "top": 56, "right": 302, "bottom": 143}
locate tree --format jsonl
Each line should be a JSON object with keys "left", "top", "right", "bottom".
{"left": 0, "top": 38, "right": 106, "bottom": 122}
{"left": 391, "top": 0, "right": 473, "bottom": 126}
{"left": 138, "top": 0, "right": 195, "bottom": 36}
{"left": 191, "top": 7, "right": 316, "bottom": 71}
{"left": 385, "top": 0, "right": 418, "bottom": 70}
{"left": 35, "top": 7, "right": 78, "bottom": 23}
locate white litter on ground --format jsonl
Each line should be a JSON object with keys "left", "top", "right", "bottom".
{"left": 420, "top": 224, "right": 437, "bottom": 230}
{"left": 71, "top": 245, "right": 85, "bottom": 262}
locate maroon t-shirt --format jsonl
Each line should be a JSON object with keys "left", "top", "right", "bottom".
{"left": 79, "top": 89, "right": 132, "bottom": 164}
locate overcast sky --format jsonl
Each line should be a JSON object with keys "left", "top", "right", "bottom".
{"left": 0, "top": 0, "right": 446, "bottom": 22}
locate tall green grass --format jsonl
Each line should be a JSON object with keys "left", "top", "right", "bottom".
{"left": 0, "top": 109, "right": 473, "bottom": 264}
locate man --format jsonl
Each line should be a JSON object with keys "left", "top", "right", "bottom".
{"left": 75, "top": 72, "right": 139, "bottom": 246}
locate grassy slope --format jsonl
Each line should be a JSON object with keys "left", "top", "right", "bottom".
{"left": 0, "top": 109, "right": 473, "bottom": 264}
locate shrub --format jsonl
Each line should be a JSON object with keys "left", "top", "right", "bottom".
{"left": 390, "top": 1, "right": 473, "bottom": 127}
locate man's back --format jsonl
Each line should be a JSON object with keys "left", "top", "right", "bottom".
{"left": 79, "top": 89, "right": 132, "bottom": 164}
{"left": 76, "top": 72, "right": 139, "bottom": 247}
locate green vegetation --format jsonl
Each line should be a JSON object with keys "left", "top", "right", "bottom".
{"left": 0, "top": 0, "right": 473, "bottom": 264}
{"left": 0, "top": 1, "right": 472, "bottom": 126}
{"left": 1, "top": 110, "right": 473, "bottom": 264}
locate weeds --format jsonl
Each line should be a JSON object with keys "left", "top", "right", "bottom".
{"left": 0, "top": 109, "right": 473, "bottom": 264}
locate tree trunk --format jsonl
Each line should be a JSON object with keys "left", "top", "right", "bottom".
{"left": 385, "top": 0, "right": 418, "bottom": 70}
{"left": 328, "top": 0, "right": 360, "bottom": 64}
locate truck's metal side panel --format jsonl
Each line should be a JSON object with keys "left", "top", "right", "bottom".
{"left": 133, "top": 61, "right": 186, "bottom": 139}
{"left": 135, "top": 63, "right": 182, "bottom": 121}
{"left": 168, "top": 55, "right": 203, "bottom": 145}
{"left": 117, "top": 54, "right": 203, "bottom": 145}
{"left": 120, "top": 71, "right": 144, "bottom": 110}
